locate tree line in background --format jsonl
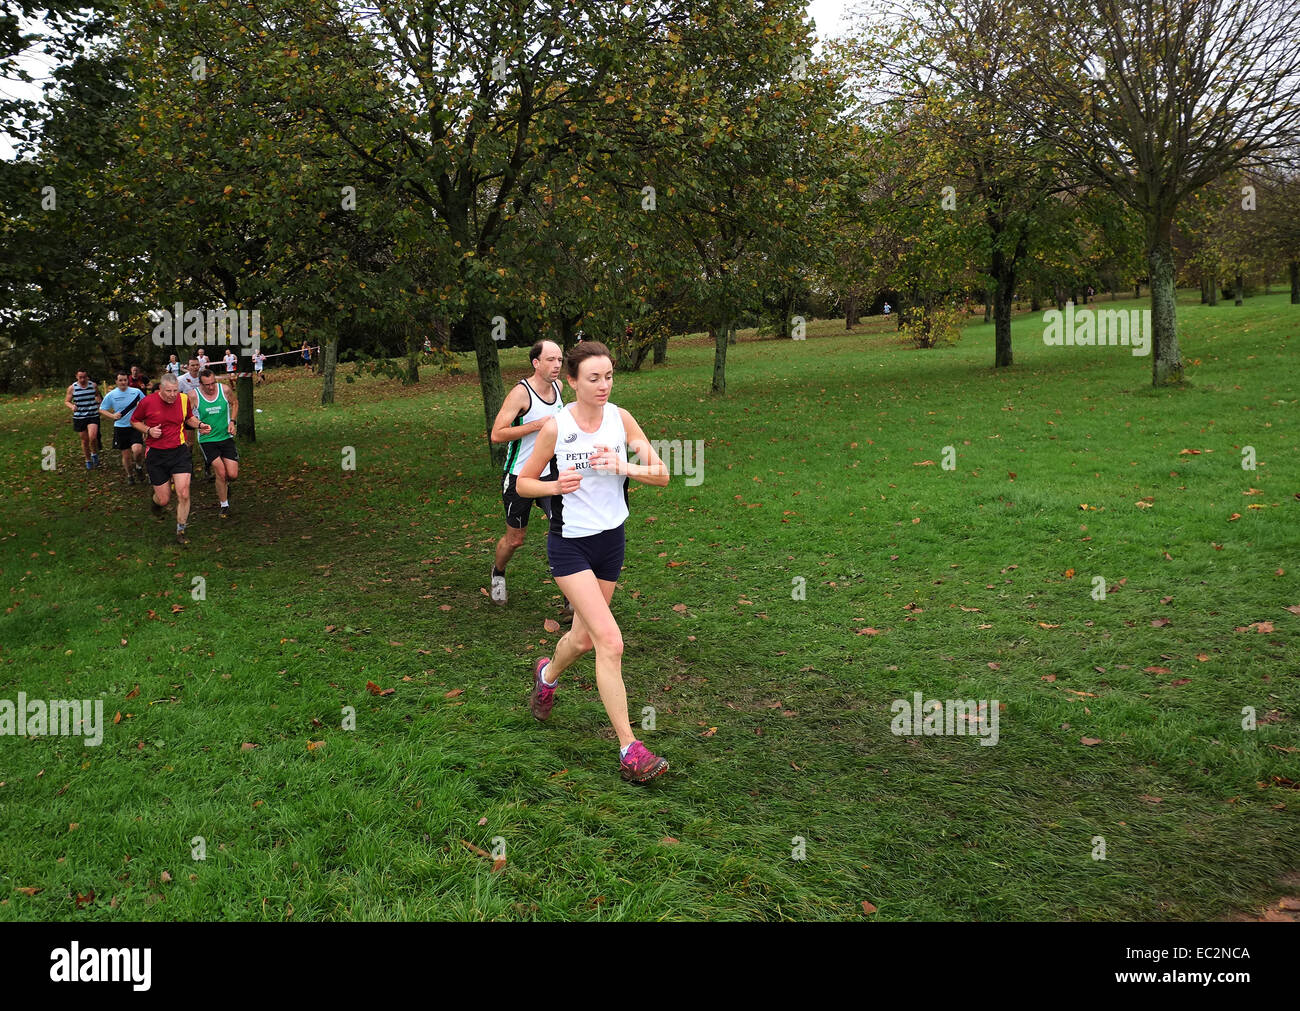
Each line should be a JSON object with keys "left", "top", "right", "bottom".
{"left": 3, "top": 0, "right": 1298, "bottom": 463}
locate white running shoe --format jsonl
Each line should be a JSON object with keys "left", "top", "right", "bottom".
{"left": 490, "top": 571, "right": 508, "bottom": 605}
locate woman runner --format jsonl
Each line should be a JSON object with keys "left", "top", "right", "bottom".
{"left": 515, "top": 341, "right": 672, "bottom": 783}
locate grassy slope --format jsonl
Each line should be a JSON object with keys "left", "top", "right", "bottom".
{"left": 0, "top": 291, "right": 1296, "bottom": 921}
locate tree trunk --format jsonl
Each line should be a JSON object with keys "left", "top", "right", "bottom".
{"left": 992, "top": 249, "right": 1015, "bottom": 368}
{"left": 652, "top": 331, "right": 668, "bottom": 364}
{"left": 432, "top": 317, "right": 450, "bottom": 352}
{"left": 404, "top": 325, "right": 420, "bottom": 385}
{"left": 844, "top": 293, "right": 858, "bottom": 329}
{"left": 1200, "top": 275, "right": 1208, "bottom": 304}
{"left": 727, "top": 324, "right": 737, "bottom": 346}
{"left": 983, "top": 288, "right": 992, "bottom": 323}
{"left": 456, "top": 302, "right": 506, "bottom": 468}
{"left": 710, "top": 323, "right": 727, "bottom": 394}
{"left": 320, "top": 333, "right": 339, "bottom": 405}
{"left": 236, "top": 373, "right": 255, "bottom": 442}
{"left": 777, "top": 288, "right": 794, "bottom": 340}
{"left": 1234, "top": 273, "right": 1244, "bottom": 306}
{"left": 1030, "top": 283, "right": 1041, "bottom": 312}
{"left": 1147, "top": 220, "right": 1184, "bottom": 387}
{"left": 1290, "top": 261, "right": 1299, "bottom": 304}
{"left": 1055, "top": 286, "right": 1065, "bottom": 311}
{"left": 558, "top": 314, "right": 577, "bottom": 353}
{"left": 1134, "top": 282, "right": 1141, "bottom": 299}
{"left": 1207, "top": 272, "right": 1218, "bottom": 305}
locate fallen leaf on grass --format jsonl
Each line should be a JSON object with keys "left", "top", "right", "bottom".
{"left": 1080, "top": 737, "right": 1102, "bottom": 746}
{"left": 74, "top": 890, "right": 95, "bottom": 909}
{"left": 671, "top": 604, "right": 688, "bottom": 614}
{"left": 1139, "top": 795, "right": 1163, "bottom": 804}
{"left": 987, "top": 662, "right": 1001, "bottom": 670}
{"left": 1267, "top": 745, "right": 1298, "bottom": 755}
{"left": 240, "top": 743, "right": 257, "bottom": 751}
{"left": 660, "top": 837, "right": 679, "bottom": 845}
{"left": 160, "top": 871, "right": 172, "bottom": 883}
{"left": 861, "top": 901, "right": 877, "bottom": 915}
{"left": 125, "top": 685, "right": 140, "bottom": 700}
{"left": 1170, "top": 678, "right": 1191, "bottom": 687}
{"left": 1041, "top": 674, "right": 1057, "bottom": 682}
{"left": 1151, "top": 617, "right": 1171, "bottom": 627}
{"left": 366, "top": 681, "right": 395, "bottom": 696}
{"left": 113, "top": 712, "right": 122, "bottom": 725}
{"left": 14, "top": 887, "right": 41, "bottom": 897}
{"left": 549, "top": 768, "right": 568, "bottom": 779}
{"left": 700, "top": 727, "right": 717, "bottom": 737}
{"left": 543, "top": 618, "right": 561, "bottom": 632}
{"left": 1144, "top": 666, "right": 1173, "bottom": 675}
{"left": 857, "top": 627, "right": 883, "bottom": 636}
{"left": 1197, "top": 654, "right": 1210, "bottom": 662}
{"left": 1038, "top": 622, "right": 1060, "bottom": 629}
{"left": 306, "top": 740, "right": 325, "bottom": 752}
{"left": 444, "top": 688, "right": 464, "bottom": 698}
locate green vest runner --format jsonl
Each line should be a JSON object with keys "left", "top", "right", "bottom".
{"left": 197, "top": 383, "right": 231, "bottom": 443}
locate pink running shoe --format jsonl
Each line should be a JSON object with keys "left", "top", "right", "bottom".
{"left": 620, "top": 741, "right": 669, "bottom": 783}
{"left": 529, "top": 657, "right": 557, "bottom": 720}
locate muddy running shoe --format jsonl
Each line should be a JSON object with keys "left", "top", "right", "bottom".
{"left": 219, "top": 505, "right": 230, "bottom": 519}
{"left": 175, "top": 528, "right": 190, "bottom": 546}
{"left": 619, "top": 741, "right": 669, "bottom": 783}
{"left": 151, "top": 499, "right": 165, "bottom": 518}
{"left": 529, "top": 656, "right": 556, "bottom": 720}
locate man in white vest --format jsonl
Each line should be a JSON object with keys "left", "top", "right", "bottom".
{"left": 488, "top": 339, "right": 567, "bottom": 611}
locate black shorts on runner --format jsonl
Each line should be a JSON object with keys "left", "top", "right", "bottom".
{"left": 112, "top": 426, "right": 143, "bottom": 451}
{"left": 502, "top": 472, "right": 553, "bottom": 529}
{"left": 200, "top": 439, "right": 239, "bottom": 465}
{"left": 547, "top": 523, "right": 626, "bottom": 581}
{"left": 145, "top": 445, "right": 194, "bottom": 486}
{"left": 72, "top": 416, "right": 97, "bottom": 432}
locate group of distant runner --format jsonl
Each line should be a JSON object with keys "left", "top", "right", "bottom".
{"left": 65, "top": 357, "right": 242, "bottom": 545}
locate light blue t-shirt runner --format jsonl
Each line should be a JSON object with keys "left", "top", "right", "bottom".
{"left": 100, "top": 387, "right": 144, "bottom": 428}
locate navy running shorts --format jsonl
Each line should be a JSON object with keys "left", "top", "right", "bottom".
{"left": 547, "top": 523, "right": 626, "bottom": 581}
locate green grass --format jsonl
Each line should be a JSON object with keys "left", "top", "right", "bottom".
{"left": 1, "top": 290, "right": 1297, "bottom": 921}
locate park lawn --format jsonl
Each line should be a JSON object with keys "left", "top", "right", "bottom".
{"left": 0, "top": 290, "right": 1297, "bottom": 921}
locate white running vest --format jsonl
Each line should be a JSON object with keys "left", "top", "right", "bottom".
{"left": 504, "top": 378, "right": 563, "bottom": 476}
{"left": 549, "top": 402, "right": 629, "bottom": 538}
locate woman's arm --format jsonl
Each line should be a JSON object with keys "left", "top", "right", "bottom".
{"left": 517, "top": 418, "right": 581, "bottom": 499}
{"left": 595, "top": 409, "right": 669, "bottom": 487}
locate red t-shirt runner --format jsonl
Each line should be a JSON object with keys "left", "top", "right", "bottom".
{"left": 133, "top": 391, "right": 190, "bottom": 451}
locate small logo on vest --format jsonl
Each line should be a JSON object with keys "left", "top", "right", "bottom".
{"left": 563, "top": 432, "right": 578, "bottom": 444}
